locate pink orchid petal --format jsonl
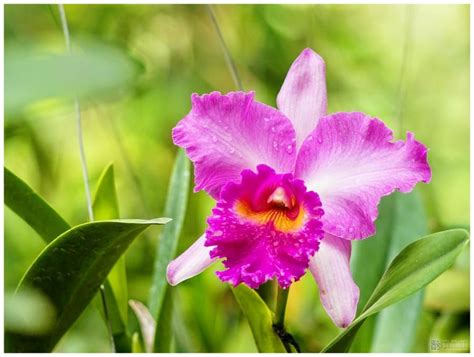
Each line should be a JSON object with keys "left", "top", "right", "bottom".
{"left": 205, "top": 164, "right": 324, "bottom": 289}
{"left": 173, "top": 91, "right": 297, "bottom": 199}
{"left": 309, "top": 233, "right": 359, "bottom": 328}
{"left": 166, "top": 234, "right": 215, "bottom": 286}
{"left": 295, "top": 112, "right": 431, "bottom": 240}
{"left": 277, "top": 48, "right": 327, "bottom": 149}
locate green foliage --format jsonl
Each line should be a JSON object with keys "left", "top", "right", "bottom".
{"left": 6, "top": 218, "right": 170, "bottom": 352}
{"left": 4, "top": 167, "right": 70, "bottom": 243}
{"left": 322, "top": 229, "right": 470, "bottom": 352}
{"left": 92, "top": 164, "right": 129, "bottom": 327}
{"left": 131, "top": 332, "right": 144, "bottom": 353}
{"left": 101, "top": 281, "right": 130, "bottom": 352}
{"left": 153, "top": 287, "right": 175, "bottom": 352}
{"left": 231, "top": 284, "right": 286, "bottom": 352}
{"left": 5, "top": 41, "right": 139, "bottom": 115}
{"left": 350, "top": 191, "right": 427, "bottom": 352}
{"left": 148, "top": 149, "right": 190, "bottom": 351}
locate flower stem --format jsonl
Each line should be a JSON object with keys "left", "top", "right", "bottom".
{"left": 274, "top": 287, "right": 291, "bottom": 353}
{"left": 274, "top": 286, "right": 289, "bottom": 329}
{"left": 273, "top": 287, "right": 301, "bottom": 353}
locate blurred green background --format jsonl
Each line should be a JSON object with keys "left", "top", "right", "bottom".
{"left": 4, "top": 4, "right": 469, "bottom": 353}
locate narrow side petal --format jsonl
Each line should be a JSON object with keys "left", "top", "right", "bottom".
{"left": 166, "top": 234, "right": 215, "bottom": 286}
{"left": 309, "top": 233, "right": 359, "bottom": 328}
{"left": 277, "top": 48, "right": 327, "bottom": 149}
{"left": 295, "top": 112, "right": 432, "bottom": 240}
{"left": 173, "top": 91, "right": 297, "bottom": 199}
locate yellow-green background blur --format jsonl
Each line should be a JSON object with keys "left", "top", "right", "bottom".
{"left": 5, "top": 4, "right": 469, "bottom": 352}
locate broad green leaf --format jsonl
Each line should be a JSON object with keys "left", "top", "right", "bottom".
{"left": 4, "top": 167, "right": 70, "bottom": 243}
{"left": 5, "top": 41, "right": 139, "bottom": 115}
{"left": 148, "top": 150, "right": 190, "bottom": 351}
{"left": 322, "top": 229, "right": 469, "bottom": 352}
{"left": 92, "top": 164, "right": 128, "bottom": 325}
{"left": 129, "top": 300, "right": 155, "bottom": 353}
{"left": 351, "top": 191, "right": 427, "bottom": 352}
{"left": 6, "top": 218, "right": 170, "bottom": 352}
{"left": 372, "top": 192, "right": 427, "bottom": 352}
{"left": 231, "top": 284, "right": 286, "bottom": 353}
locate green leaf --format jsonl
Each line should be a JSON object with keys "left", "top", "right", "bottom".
{"left": 148, "top": 150, "right": 190, "bottom": 351}
{"left": 131, "top": 332, "right": 144, "bottom": 353}
{"left": 351, "top": 191, "right": 428, "bottom": 352}
{"left": 5, "top": 41, "right": 139, "bottom": 115}
{"left": 93, "top": 163, "right": 120, "bottom": 220}
{"left": 4, "top": 167, "right": 70, "bottom": 243}
{"left": 100, "top": 281, "right": 130, "bottom": 353}
{"left": 153, "top": 287, "right": 174, "bottom": 352}
{"left": 92, "top": 164, "right": 128, "bottom": 325}
{"left": 6, "top": 218, "right": 170, "bottom": 352}
{"left": 322, "top": 229, "right": 469, "bottom": 353}
{"left": 231, "top": 285, "right": 286, "bottom": 353}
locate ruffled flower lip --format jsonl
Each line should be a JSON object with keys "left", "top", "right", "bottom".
{"left": 205, "top": 164, "right": 324, "bottom": 289}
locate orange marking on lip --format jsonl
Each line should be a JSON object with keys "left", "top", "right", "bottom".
{"left": 235, "top": 200, "right": 306, "bottom": 233}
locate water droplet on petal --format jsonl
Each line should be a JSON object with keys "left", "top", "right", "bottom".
{"left": 229, "top": 147, "right": 235, "bottom": 154}
{"left": 317, "top": 136, "right": 323, "bottom": 144}
{"left": 271, "top": 126, "right": 276, "bottom": 133}
{"left": 307, "top": 135, "right": 313, "bottom": 141}
{"left": 213, "top": 230, "right": 223, "bottom": 237}
{"left": 273, "top": 141, "right": 279, "bottom": 150}
{"left": 212, "top": 135, "right": 218, "bottom": 143}
{"left": 286, "top": 144, "right": 294, "bottom": 154}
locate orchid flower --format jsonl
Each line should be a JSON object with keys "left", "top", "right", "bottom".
{"left": 166, "top": 48, "right": 431, "bottom": 328}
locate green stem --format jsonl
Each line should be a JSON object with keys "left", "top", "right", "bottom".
{"left": 273, "top": 287, "right": 301, "bottom": 353}
{"left": 274, "top": 287, "right": 289, "bottom": 329}
{"left": 273, "top": 287, "right": 292, "bottom": 353}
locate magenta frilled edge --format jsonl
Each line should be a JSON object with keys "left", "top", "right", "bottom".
{"left": 166, "top": 48, "right": 431, "bottom": 328}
